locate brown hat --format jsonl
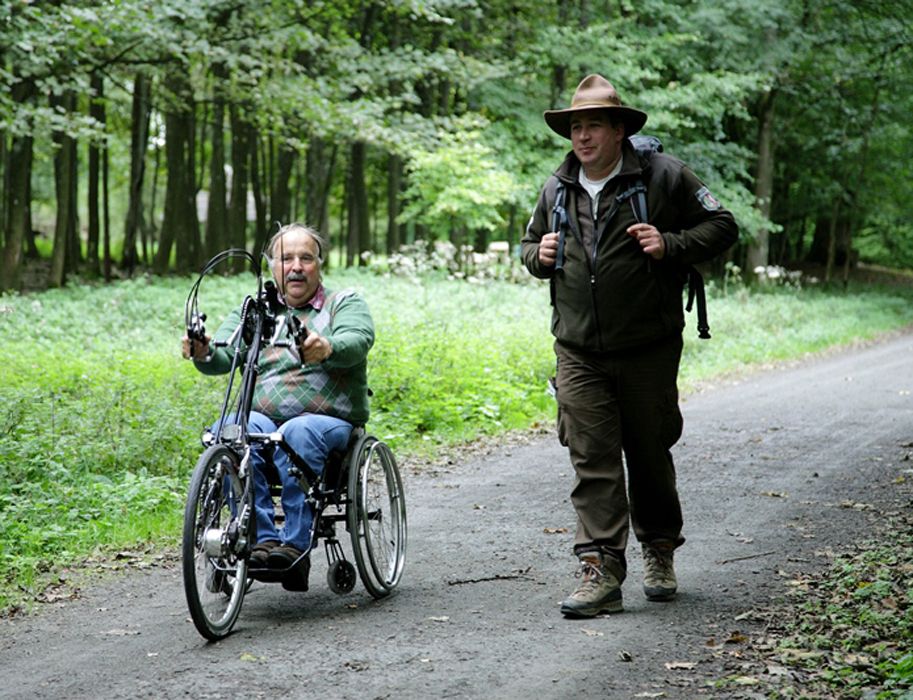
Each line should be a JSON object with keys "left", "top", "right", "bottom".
{"left": 544, "top": 74, "right": 647, "bottom": 139}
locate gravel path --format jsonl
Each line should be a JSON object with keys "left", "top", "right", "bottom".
{"left": 1, "top": 331, "right": 911, "bottom": 699}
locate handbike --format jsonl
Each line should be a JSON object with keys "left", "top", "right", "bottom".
{"left": 181, "top": 249, "right": 407, "bottom": 641}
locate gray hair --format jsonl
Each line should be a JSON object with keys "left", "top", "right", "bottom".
{"left": 267, "top": 222, "right": 327, "bottom": 263}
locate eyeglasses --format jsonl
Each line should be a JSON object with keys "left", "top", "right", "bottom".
{"left": 278, "top": 253, "right": 318, "bottom": 265}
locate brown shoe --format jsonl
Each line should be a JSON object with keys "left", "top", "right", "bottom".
{"left": 560, "top": 551, "right": 624, "bottom": 618}
{"left": 642, "top": 543, "right": 677, "bottom": 601}
{"left": 249, "top": 540, "right": 280, "bottom": 569}
{"left": 267, "top": 545, "right": 310, "bottom": 592}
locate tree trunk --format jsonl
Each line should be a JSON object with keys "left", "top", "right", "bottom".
{"left": 123, "top": 72, "right": 151, "bottom": 275}
{"left": 306, "top": 137, "right": 335, "bottom": 237}
{"left": 746, "top": 87, "right": 776, "bottom": 274}
{"left": 550, "top": 0, "right": 573, "bottom": 107}
{"left": 825, "top": 200, "right": 840, "bottom": 283}
{"left": 347, "top": 141, "right": 370, "bottom": 266}
{"left": 49, "top": 92, "right": 80, "bottom": 288}
{"left": 271, "top": 142, "right": 296, "bottom": 229}
{"left": 85, "top": 72, "right": 104, "bottom": 277}
{"left": 227, "top": 103, "right": 251, "bottom": 272}
{"left": 103, "top": 138, "right": 111, "bottom": 281}
{"left": 386, "top": 153, "right": 402, "bottom": 254}
{"left": 1, "top": 129, "right": 6, "bottom": 254}
{"left": 155, "top": 73, "right": 198, "bottom": 274}
{"left": 0, "top": 78, "right": 35, "bottom": 291}
{"left": 250, "top": 130, "right": 269, "bottom": 257}
{"left": 205, "top": 65, "right": 228, "bottom": 259}
{"left": 143, "top": 142, "right": 161, "bottom": 266}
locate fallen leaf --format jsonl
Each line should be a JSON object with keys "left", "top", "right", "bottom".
{"left": 761, "top": 491, "right": 788, "bottom": 498}
{"left": 664, "top": 661, "right": 697, "bottom": 671}
{"left": 427, "top": 616, "right": 450, "bottom": 622}
{"left": 734, "top": 610, "right": 758, "bottom": 621}
{"left": 239, "top": 652, "right": 259, "bottom": 662}
{"left": 582, "top": 628, "right": 603, "bottom": 637}
{"left": 725, "top": 631, "right": 749, "bottom": 644}
{"left": 732, "top": 675, "right": 760, "bottom": 685}
{"left": 765, "top": 664, "right": 790, "bottom": 677}
{"left": 618, "top": 650, "right": 633, "bottom": 662}
{"left": 102, "top": 628, "right": 140, "bottom": 636}
{"left": 543, "top": 527, "right": 569, "bottom": 534}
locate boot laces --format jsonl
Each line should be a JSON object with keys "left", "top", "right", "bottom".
{"left": 574, "top": 559, "right": 606, "bottom": 594}
{"left": 643, "top": 547, "right": 673, "bottom": 580}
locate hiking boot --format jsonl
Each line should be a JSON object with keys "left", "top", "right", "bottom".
{"left": 560, "top": 551, "right": 623, "bottom": 618}
{"left": 642, "top": 543, "right": 677, "bottom": 601}
{"left": 248, "top": 540, "right": 280, "bottom": 569}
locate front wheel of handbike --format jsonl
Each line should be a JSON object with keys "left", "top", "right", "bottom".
{"left": 182, "top": 444, "right": 250, "bottom": 640}
{"left": 347, "top": 435, "right": 407, "bottom": 598}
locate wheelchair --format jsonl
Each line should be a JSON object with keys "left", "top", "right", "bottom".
{"left": 180, "top": 249, "right": 407, "bottom": 641}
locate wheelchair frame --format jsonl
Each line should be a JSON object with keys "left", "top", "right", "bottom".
{"left": 181, "top": 249, "right": 406, "bottom": 641}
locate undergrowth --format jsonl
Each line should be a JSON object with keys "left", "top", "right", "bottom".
{"left": 713, "top": 479, "right": 913, "bottom": 699}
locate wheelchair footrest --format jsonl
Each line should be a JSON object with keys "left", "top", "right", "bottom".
{"left": 248, "top": 568, "right": 283, "bottom": 584}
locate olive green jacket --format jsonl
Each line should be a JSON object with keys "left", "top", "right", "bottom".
{"left": 521, "top": 140, "right": 738, "bottom": 352}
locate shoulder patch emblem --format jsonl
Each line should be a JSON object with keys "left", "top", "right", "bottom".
{"left": 695, "top": 186, "right": 721, "bottom": 211}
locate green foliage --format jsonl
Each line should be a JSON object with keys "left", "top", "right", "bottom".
{"left": 5, "top": 0, "right": 913, "bottom": 277}
{"left": 762, "top": 511, "right": 913, "bottom": 697}
{"left": 398, "top": 125, "right": 524, "bottom": 240}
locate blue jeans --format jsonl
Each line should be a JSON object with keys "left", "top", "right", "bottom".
{"left": 216, "top": 412, "right": 353, "bottom": 552}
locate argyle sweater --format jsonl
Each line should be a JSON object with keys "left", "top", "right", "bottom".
{"left": 194, "top": 286, "right": 375, "bottom": 425}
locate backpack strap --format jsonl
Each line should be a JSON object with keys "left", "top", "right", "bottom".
{"left": 685, "top": 267, "right": 711, "bottom": 339}
{"left": 617, "top": 181, "right": 648, "bottom": 225}
{"left": 552, "top": 180, "right": 568, "bottom": 270}
{"left": 626, "top": 160, "right": 712, "bottom": 341}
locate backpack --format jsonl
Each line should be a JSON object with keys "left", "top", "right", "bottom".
{"left": 550, "top": 135, "right": 711, "bottom": 339}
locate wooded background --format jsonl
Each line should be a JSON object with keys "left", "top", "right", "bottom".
{"left": 1, "top": 0, "right": 911, "bottom": 291}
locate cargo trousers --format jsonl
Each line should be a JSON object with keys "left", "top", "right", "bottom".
{"left": 555, "top": 333, "right": 686, "bottom": 569}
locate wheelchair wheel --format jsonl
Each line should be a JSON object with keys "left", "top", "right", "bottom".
{"left": 182, "top": 445, "right": 251, "bottom": 640}
{"left": 347, "top": 435, "right": 407, "bottom": 598}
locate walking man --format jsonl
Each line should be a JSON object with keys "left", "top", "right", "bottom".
{"left": 521, "top": 74, "right": 738, "bottom": 617}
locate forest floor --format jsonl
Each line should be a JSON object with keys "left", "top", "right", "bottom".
{"left": 0, "top": 327, "right": 910, "bottom": 699}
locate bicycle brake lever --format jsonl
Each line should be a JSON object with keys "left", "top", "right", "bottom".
{"left": 187, "top": 312, "right": 207, "bottom": 341}
{"left": 288, "top": 314, "right": 309, "bottom": 344}
{"left": 187, "top": 312, "right": 208, "bottom": 357}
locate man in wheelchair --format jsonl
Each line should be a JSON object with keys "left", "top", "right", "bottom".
{"left": 181, "top": 223, "right": 375, "bottom": 591}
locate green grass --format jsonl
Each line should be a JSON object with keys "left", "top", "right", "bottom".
{"left": 1, "top": 270, "right": 912, "bottom": 613}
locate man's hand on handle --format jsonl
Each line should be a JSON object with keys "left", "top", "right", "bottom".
{"left": 181, "top": 334, "right": 211, "bottom": 361}
{"left": 300, "top": 334, "right": 333, "bottom": 364}
{"left": 538, "top": 232, "right": 559, "bottom": 267}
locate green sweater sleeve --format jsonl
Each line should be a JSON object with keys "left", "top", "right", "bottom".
{"left": 322, "top": 291, "right": 375, "bottom": 370}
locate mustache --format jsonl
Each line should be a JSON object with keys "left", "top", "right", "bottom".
{"left": 285, "top": 272, "right": 307, "bottom": 282}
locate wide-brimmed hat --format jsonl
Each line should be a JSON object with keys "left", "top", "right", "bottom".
{"left": 544, "top": 74, "right": 647, "bottom": 139}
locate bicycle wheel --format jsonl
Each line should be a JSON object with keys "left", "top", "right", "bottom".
{"left": 347, "top": 435, "right": 407, "bottom": 598}
{"left": 182, "top": 444, "right": 251, "bottom": 640}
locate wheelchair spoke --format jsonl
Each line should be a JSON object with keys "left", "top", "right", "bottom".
{"left": 182, "top": 445, "right": 250, "bottom": 640}
{"left": 348, "top": 435, "right": 407, "bottom": 598}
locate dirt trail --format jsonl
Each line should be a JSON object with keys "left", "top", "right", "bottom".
{"left": 1, "top": 332, "right": 911, "bottom": 699}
